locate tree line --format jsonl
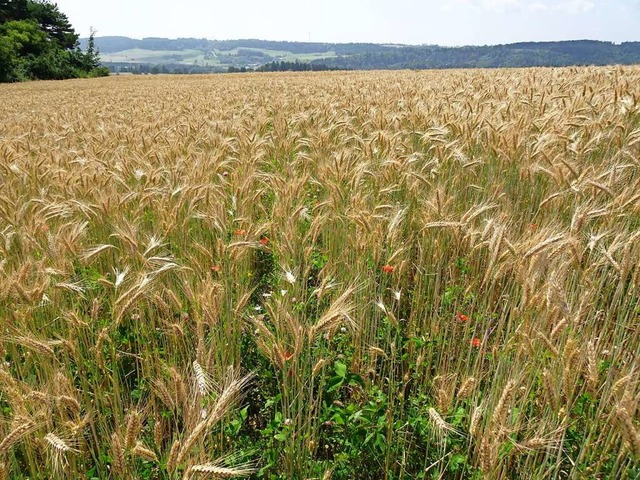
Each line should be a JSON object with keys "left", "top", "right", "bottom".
{"left": 312, "top": 41, "right": 640, "bottom": 70}
{"left": 83, "top": 36, "right": 395, "bottom": 56}
{"left": 89, "top": 36, "right": 640, "bottom": 75}
{"left": 0, "top": 0, "right": 108, "bottom": 82}
{"left": 253, "top": 61, "right": 341, "bottom": 72}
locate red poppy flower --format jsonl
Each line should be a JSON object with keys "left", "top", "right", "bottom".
{"left": 471, "top": 338, "right": 481, "bottom": 348}
{"left": 260, "top": 237, "right": 269, "bottom": 245}
{"left": 381, "top": 264, "right": 394, "bottom": 273}
{"left": 234, "top": 229, "right": 247, "bottom": 236}
{"left": 211, "top": 265, "right": 221, "bottom": 273}
{"left": 457, "top": 312, "right": 469, "bottom": 322}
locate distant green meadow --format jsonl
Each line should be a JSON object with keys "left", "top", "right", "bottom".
{"left": 100, "top": 47, "right": 337, "bottom": 67}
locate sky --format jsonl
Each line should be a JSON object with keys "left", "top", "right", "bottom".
{"left": 55, "top": 0, "right": 639, "bottom": 46}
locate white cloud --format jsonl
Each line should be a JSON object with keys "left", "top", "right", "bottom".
{"left": 448, "top": 0, "right": 523, "bottom": 11}
{"left": 553, "top": 0, "right": 596, "bottom": 12}
{"left": 528, "top": 2, "right": 548, "bottom": 11}
{"left": 445, "top": 0, "right": 600, "bottom": 12}
{"left": 481, "top": 0, "right": 523, "bottom": 11}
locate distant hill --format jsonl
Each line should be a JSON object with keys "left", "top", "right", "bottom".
{"left": 80, "top": 37, "right": 640, "bottom": 74}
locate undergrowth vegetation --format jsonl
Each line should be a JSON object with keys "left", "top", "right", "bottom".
{"left": 0, "top": 68, "right": 639, "bottom": 479}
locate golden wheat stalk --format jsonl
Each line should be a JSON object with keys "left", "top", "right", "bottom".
{"left": 0, "top": 420, "right": 37, "bottom": 455}
{"left": 614, "top": 405, "right": 640, "bottom": 457}
{"left": 186, "top": 452, "right": 258, "bottom": 479}
{"left": 175, "top": 371, "right": 254, "bottom": 468}
{"left": 428, "top": 407, "right": 460, "bottom": 437}
{"left": 125, "top": 410, "right": 142, "bottom": 450}
{"left": 309, "top": 285, "right": 357, "bottom": 338}
{"left": 133, "top": 442, "right": 159, "bottom": 462}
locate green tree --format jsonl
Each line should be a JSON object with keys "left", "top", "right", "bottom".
{"left": 0, "top": 0, "right": 29, "bottom": 22}
{"left": 0, "top": 0, "right": 108, "bottom": 82}
{"left": 0, "top": 19, "right": 49, "bottom": 56}
{"left": 27, "top": 0, "right": 78, "bottom": 49}
{"left": 83, "top": 26, "right": 100, "bottom": 70}
{"left": 0, "top": 35, "right": 17, "bottom": 81}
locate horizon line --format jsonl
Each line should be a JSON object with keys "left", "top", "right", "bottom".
{"left": 82, "top": 35, "right": 637, "bottom": 49}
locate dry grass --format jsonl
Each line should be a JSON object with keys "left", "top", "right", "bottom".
{"left": 0, "top": 67, "right": 639, "bottom": 479}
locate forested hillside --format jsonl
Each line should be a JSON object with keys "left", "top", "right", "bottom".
{"left": 317, "top": 41, "right": 640, "bottom": 69}
{"left": 84, "top": 36, "right": 640, "bottom": 74}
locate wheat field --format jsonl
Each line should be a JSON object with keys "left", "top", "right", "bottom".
{"left": 0, "top": 68, "right": 639, "bottom": 479}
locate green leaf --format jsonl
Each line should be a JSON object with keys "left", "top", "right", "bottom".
{"left": 348, "top": 373, "right": 365, "bottom": 388}
{"left": 450, "top": 453, "right": 467, "bottom": 472}
{"left": 364, "top": 432, "right": 375, "bottom": 445}
{"left": 498, "top": 440, "right": 514, "bottom": 459}
{"left": 265, "top": 394, "right": 282, "bottom": 409}
{"left": 451, "top": 407, "right": 466, "bottom": 426}
{"left": 327, "top": 375, "right": 345, "bottom": 392}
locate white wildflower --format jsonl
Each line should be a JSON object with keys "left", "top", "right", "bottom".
{"left": 284, "top": 269, "right": 296, "bottom": 284}
{"left": 114, "top": 267, "right": 129, "bottom": 290}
